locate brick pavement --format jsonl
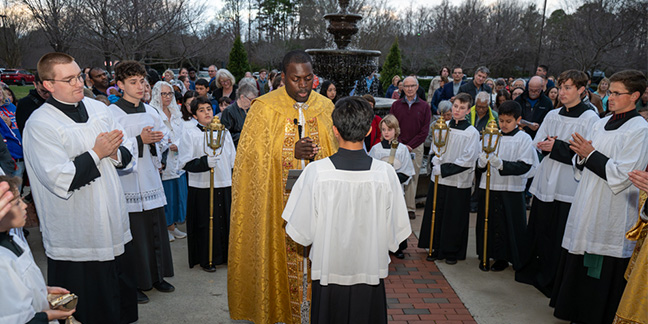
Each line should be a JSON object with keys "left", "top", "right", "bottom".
{"left": 387, "top": 234, "right": 477, "bottom": 324}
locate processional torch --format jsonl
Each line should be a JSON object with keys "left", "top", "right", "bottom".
{"left": 203, "top": 116, "right": 226, "bottom": 269}
{"left": 480, "top": 120, "right": 502, "bottom": 271}
{"left": 381, "top": 140, "right": 403, "bottom": 169}
{"left": 427, "top": 116, "right": 450, "bottom": 262}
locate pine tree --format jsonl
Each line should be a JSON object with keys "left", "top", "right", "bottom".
{"left": 380, "top": 38, "right": 403, "bottom": 93}
{"left": 227, "top": 36, "right": 251, "bottom": 82}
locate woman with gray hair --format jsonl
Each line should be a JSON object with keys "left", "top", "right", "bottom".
{"left": 213, "top": 69, "right": 237, "bottom": 102}
{"left": 150, "top": 81, "right": 188, "bottom": 242}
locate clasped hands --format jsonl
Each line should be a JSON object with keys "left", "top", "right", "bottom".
{"left": 93, "top": 129, "right": 123, "bottom": 160}
{"left": 294, "top": 137, "right": 319, "bottom": 160}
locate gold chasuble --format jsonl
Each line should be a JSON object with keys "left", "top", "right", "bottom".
{"left": 614, "top": 191, "right": 648, "bottom": 324}
{"left": 228, "top": 87, "right": 337, "bottom": 324}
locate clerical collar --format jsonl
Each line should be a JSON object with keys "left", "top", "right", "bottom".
{"left": 329, "top": 147, "right": 372, "bottom": 171}
{"left": 605, "top": 109, "right": 640, "bottom": 131}
{"left": 380, "top": 139, "right": 396, "bottom": 149}
{"left": 559, "top": 101, "right": 588, "bottom": 118}
{"left": 502, "top": 128, "right": 519, "bottom": 136}
{"left": 196, "top": 124, "right": 205, "bottom": 131}
{"left": 47, "top": 96, "right": 88, "bottom": 123}
{"left": 115, "top": 98, "right": 146, "bottom": 114}
{"left": 449, "top": 119, "right": 470, "bottom": 130}
{"left": 0, "top": 231, "right": 23, "bottom": 257}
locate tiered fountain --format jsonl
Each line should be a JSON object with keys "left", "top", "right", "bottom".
{"left": 306, "top": 0, "right": 381, "bottom": 96}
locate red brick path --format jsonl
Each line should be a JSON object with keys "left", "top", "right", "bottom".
{"left": 386, "top": 234, "right": 476, "bottom": 324}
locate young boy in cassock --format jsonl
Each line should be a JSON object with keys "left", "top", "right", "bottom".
{"left": 417, "top": 92, "right": 480, "bottom": 264}
{"left": 369, "top": 114, "right": 415, "bottom": 259}
{"left": 108, "top": 61, "right": 175, "bottom": 303}
{"left": 551, "top": 70, "right": 648, "bottom": 324}
{"left": 282, "top": 96, "right": 411, "bottom": 324}
{"left": 23, "top": 53, "right": 137, "bottom": 324}
{"left": 178, "top": 96, "right": 236, "bottom": 272}
{"left": 475, "top": 101, "right": 538, "bottom": 271}
{"left": 515, "top": 70, "right": 600, "bottom": 297}
{"left": 0, "top": 177, "right": 78, "bottom": 323}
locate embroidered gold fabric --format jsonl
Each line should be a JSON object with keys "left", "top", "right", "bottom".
{"left": 228, "top": 87, "right": 337, "bottom": 324}
{"left": 614, "top": 191, "right": 648, "bottom": 324}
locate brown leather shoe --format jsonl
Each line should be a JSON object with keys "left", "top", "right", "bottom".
{"left": 408, "top": 211, "right": 416, "bottom": 219}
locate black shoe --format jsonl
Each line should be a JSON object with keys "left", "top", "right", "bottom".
{"left": 153, "top": 280, "right": 175, "bottom": 293}
{"left": 491, "top": 260, "right": 509, "bottom": 271}
{"left": 408, "top": 211, "right": 416, "bottom": 219}
{"left": 445, "top": 258, "right": 457, "bottom": 265}
{"left": 394, "top": 251, "right": 405, "bottom": 259}
{"left": 137, "top": 290, "right": 149, "bottom": 304}
{"left": 202, "top": 265, "right": 217, "bottom": 273}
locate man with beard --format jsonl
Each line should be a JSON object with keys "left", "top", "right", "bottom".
{"left": 89, "top": 67, "right": 110, "bottom": 97}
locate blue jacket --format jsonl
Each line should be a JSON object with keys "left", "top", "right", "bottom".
{"left": 434, "top": 81, "right": 466, "bottom": 108}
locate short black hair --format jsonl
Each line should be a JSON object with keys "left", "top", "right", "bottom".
{"left": 218, "top": 96, "right": 232, "bottom": 105}
{"left": 147, "top": 69, "right": 160, "bottom": 86}
{"left": 190, "top": 96, "right": 213, "bottom": 116}
{"left": 454, "top": 92, "right": 472, "bottom": 107}
{"left": 188, "top": 67, "right": 197, "bottom": 73}
{"left": 114, "top": 60, "right": 146, "bottom": 82}
{"left": 538, "top": 64, "right": 549, "bottom": 73}
{"left": 181, "top": 90, "right": 199, "bottom": 121}
{"left": 498, "top": 100, "right": 522, "bottom": 119}
{"left": 195, "top": 78, "right": 209, "bottom": 88}
{"left": 331, "top": 96, "right": 374, "bottom": 142}
{"left": 609, "top": 70, "right": 647, "bottom": 101}
{"left": 282, "top": 50, "right": 312, "bottom": 72}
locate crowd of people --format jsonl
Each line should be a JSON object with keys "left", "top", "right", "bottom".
{"left": 0, "top": 48, "right": 648, "bottom": 324}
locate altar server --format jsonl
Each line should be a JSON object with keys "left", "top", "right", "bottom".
{"left": 515, "top": 70, "right": 600, "bottom": 297}
{"left": 418, "top": 93, "right": 481, "bottom": 264}
{"left": 108, "top": 61, "right": 174, "bottom": 304}
{"left": 551, "top": 70, "right": 648, "bottom": 324}
{"left": 23, "top": 52, "right": 137, "bottom": 323}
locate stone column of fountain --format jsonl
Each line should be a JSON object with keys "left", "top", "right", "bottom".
{"left": 306, "top": 0, "right": 381, "bottom": 97}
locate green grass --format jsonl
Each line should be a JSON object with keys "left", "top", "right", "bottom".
{"left": 7, "top": 85, "right": 34, "bottom": 101}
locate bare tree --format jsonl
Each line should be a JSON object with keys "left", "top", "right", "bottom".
{"left": 21, "top": 0, "right": 80, "bottom": 52}
{"left": 0, "top": 2, "right": 32, "bottom": 67}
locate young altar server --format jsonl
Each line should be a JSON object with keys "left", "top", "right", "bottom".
{"left": 282, "top": 96, "right": 411, "bottom": 324}
{"left": 108, "top": 61, "right": 175, "bottom": 304}
{"left": 23, "top": 52, "right": 137, "bottom": 324}
{"left": 515, "top": 70, "right": 600, "bottom": 297}
{"left": 475, "top": 101, "right": 538, "bottom": 271}
{"left": 418, "top": 93, "right": 480, "bottom": 265}
{"left": 0, "top": 177, "right": 78, "bottom": 324}
{"left": 551, "top": 70, "right": 648, "bottom": 324}
{"left": 178, "top": 96, "right": 236, "bottom": 272}
{"left": 369, "top": 114, "right": 415, "bottom": 259}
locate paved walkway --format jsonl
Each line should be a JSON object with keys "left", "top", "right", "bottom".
{"left": 387, "top": 235, "right": 476, "bottom": 324}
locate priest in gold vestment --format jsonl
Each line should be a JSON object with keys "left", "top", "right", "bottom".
{"left": 615, "top": 171, "right": 648, "bottom": 324}
{"left": 228, "top": 50, "right": 337, "bottom": 324}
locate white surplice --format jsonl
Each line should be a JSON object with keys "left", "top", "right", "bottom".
{"left": 479, "top": 130, "right": 539, "bottom": 192}
{"left": 368, "top": 142, "right": 415, "bottom": 185}
{"left": 530, "top": 108, "right": 600, "bottom": 203}
{"left": 0, "top": 233, "right": 55, "bottom": 324}
{"left": 23, "top": 98, "right": 134, "bottom": 262}
{"left": 108, "top": 103, "right": 169, "bottom": 212}
{"left": 433, "top": 123, "right": 481, "bottom": 189}
{"left": 177, "top": 124, "right": 236, "bottom": 188}
{"left": 282, "top": 158, "right": 412, "bottom": 286}
{"left": 562, "top": 116, "right": 648, "bottom": 258}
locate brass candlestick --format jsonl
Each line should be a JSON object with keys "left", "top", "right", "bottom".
{"left": 203, "top": 116, "right": 225, "bottom": 269}
{"left": 427, "top": 116, "right": 450, "bottom": 262}
{"left": 480, "top": 119, "right": 502, "bottom": 271}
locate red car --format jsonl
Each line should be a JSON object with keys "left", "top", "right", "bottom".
{"left": 1, "top": 69, "right": 35, "bottom": 86}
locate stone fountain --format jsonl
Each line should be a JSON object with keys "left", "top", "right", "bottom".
{"left": 306, "top": 0, "right": 381, "bottom": 97}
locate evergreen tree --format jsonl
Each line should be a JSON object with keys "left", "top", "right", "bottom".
{"left": 380, "top": 38, "right": 403, "bottom": 93}
{"left": 227, "top": 36, "right": 251, "bottom": 82}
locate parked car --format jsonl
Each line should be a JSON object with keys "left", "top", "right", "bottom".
{"left": 197, "top": 71, "right": 210, "bottom": 81}
{"left": 1, "top": 69, "right": 35, "bottom": 86}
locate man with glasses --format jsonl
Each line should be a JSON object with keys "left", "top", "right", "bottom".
{"left": 390, "top": 76, "right": 432, "bottom": 220}
{"left": 23, "top": 52, "right": 137, "bottom": 323}
{"left": 220, "top": 82, "right": 258, "bottom": 148}
{"left": 107, "top": 61, "right": 174, "bottom": 305}
{"left": 515, "top": 76, "right": 553, "bottom": 139}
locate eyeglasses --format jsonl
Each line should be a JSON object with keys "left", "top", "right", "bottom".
{"left": 161, "top": 92, "right": 174, "bottom": 97}
{"left": 45, "top": 74, "right": 84, "bottom": 86}
{"left": 243, "top": 94, "right": 256, "bottom": 101}
{"left": 403, "top": 85, "right": 418, "bottom": 88}
{"left": 609, "top": 91, "right": 632, "bottom": 97}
